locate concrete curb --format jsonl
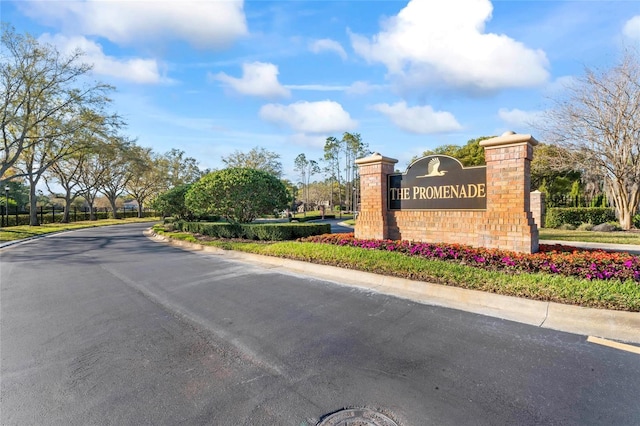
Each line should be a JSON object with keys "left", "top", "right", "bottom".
{"left": 144, "top": 230, "right": 640, "bottom": 345}
{"left": 0, "top": 231, "right": 67, "bottom": 250}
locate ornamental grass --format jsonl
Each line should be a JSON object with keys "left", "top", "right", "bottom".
{"left": 299, "top": 233, "right": 640, "bottom": 283}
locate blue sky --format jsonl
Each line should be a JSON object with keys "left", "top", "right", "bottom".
{"left": 3, "top": 0, "right": 640, "bottom": 180}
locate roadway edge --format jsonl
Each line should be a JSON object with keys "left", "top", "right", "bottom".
{"left": 144, "top": 229, "right": 640, "bottom": 345}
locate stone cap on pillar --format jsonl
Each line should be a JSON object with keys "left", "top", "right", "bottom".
{"left": 355, "top": 152, "right": 398, "bottom": 166}
{"left": 480, "top": 131, "right": 539, "bottom": 148}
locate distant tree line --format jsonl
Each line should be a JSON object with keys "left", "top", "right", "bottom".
{"left": 1, "top": 25, "right": 205, "bottom": 225}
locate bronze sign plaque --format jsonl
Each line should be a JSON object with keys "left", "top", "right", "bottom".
{"left": 388, "top": 155, "right": 487, "bottom": 210}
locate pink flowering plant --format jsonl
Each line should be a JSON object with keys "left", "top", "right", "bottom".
{"left": 299, "top": 233, "right": 640, "bottom": 283}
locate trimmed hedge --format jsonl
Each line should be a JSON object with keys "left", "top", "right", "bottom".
{"left": 174, "top": 221, "right": 331, "bottom": 241}
{"left": 545, "top": 207, "right": 616, "bottom": 228}
{"left": 290, "top": 214, "right": 336, "bottom": 222}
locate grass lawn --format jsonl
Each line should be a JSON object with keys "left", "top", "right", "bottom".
{"left": 0, "top": 217, "right": 160, "bottom": 242}
{"left": 539, "top": 228, "right": 640, "bottom": 245}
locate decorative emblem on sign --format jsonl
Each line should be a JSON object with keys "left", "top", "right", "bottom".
{"left": 419, "top": 157, "right": 447, "bottom": 177}
{"left": 388, "top": 155, "right": 487, "bottom": 211}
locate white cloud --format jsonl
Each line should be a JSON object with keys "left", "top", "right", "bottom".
{"left": 346, "top": 81, "right": 383, "bottom": 95}
{"left": 288, "top": 133, "right": 327, "bottom": 148}
{"left": 259, "top": 100, "right": 357, "bottom": 134}
{"left": 285, "top": 84, "right": 350, "bottom": 92}
{"left": 22, "top": 0, "right": 247, "bottom": 49}
{"left": 213, "top": 62, "right": 290, "bottom": 99}
{"left": 498, "top": 108, "right": 544, "bottom": 129}
{"left": 623, "top": 16, "right": 640, "bottom": 41}
{"left": 39, "top": 34, "right": 166, "bottom": 84}
{"left": 371, "top": 102, "right": 462, "bottom": 134}
{"left": 309, "top": 39, "right": 348, "bottom": 60}
{"left": 350, "top": 0, "right": 549, "bottom": 92}
{"left": 284, "top": 81, "right": 384, "bottom": 94}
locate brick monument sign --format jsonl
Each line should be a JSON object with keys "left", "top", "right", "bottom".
{"left": 355, "top": 131, "right": 539, "bottom": 253}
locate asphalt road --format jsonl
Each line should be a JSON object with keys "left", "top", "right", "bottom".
{"left": 1, "top": 223, "right": 639, "bottom": 425}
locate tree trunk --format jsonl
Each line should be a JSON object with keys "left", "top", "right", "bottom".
{"left": 61, "top": 193, "right": 72, "bottom": 223}
{"left": 109, "top": 197, "right": 119, "bottom": 219}
{"left": 137, "top": 202, "right": 143, "bottom": 218}
{"left": 28, "top": 183, "right": 39, "bottom": 226}
{"left": 620, "top": 210, "right": 632, "bottom": 230}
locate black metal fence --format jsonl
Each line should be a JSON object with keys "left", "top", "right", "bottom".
{"left": 0, "top": 206, "right": 156, "bottom": 227}
{"left": 545, "top": 194, "right": 607, "bottom": 209}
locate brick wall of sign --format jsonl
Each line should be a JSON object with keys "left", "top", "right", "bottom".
{"left": 355, "top": 132, "right": 539, "bottom": 253}
{"left": 530, "top": 190, "right": 545, "bottom": 229}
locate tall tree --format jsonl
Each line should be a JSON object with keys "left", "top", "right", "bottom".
{"left": 45, "top": 150, "right": 86, "bottom": 223}
{"left": 341, "top": 132, "right": 369, "bottom": 210}
{"left": 43, "top": 115, "right": 114, "bottom": 223}
{"left": 540, "top": 50, "right": 640, "bottom": 229}
{"left": 98, "top": 135, "right": 137, "bottom": 219}
{"left": 323, "top": 133, "right": 369, "bottom": 212}
{"left": 74, "top": 155, "right": 102, "bottom": 221}
{"left": 221, "top": 146, "right": 282, "bottom": 178}
{"left": 16, "top": 109, "right": 114, "bottom": 225}
{"left": 126, "top": 147, "right": 165, "bottom": 218}
{"left": 1, "top": 24, "right": 113, "bottom": 183}
{"left": 293, "top": 153, "right": 320, "bottom": 212}
{"left": 162, "top": 148, "right": 202, "bottom": 188}
{"left": 323, "top": 136, "right": 342, "bottom": 211}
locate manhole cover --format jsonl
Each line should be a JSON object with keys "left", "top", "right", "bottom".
{"left": 317, "top": 407, "right": 399, "bottom": 426}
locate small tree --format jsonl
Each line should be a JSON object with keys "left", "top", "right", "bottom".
{"left": 414, "top": 136, "right": 493, "bottom": 166}
{"left": 185, "top": 168, "right": 290, "bottom": 223}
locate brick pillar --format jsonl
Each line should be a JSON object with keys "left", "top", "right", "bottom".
{"left": 354, "top": 153, "right": 398, "bottom": 240}
{"left": 530, "top": 190, "right": 546, "bottom": 229}
{"left": 480, "top": 131, "right": 539, "bottom": 253}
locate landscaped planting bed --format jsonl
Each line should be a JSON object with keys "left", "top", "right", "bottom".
{"left": 300, "top": 233, "right": 640, "bottom": 282}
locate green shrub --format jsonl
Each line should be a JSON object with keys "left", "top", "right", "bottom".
{"left": 559, "top": 223, "right": 576, "bottom": 230}
{"left": 151, "top": 184, "right": 193, "bottom": 219}
{"left": 577, "top": 222, "right": 594, "bottom": 231}
{"left": 545, "top": 207, "right": 616, "bottom": 228}
{"left": 173, "top": 221, "right": 330, "bottom": 241}
{"left": 292, "top": 214, "right": 336, "bottom": 222}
